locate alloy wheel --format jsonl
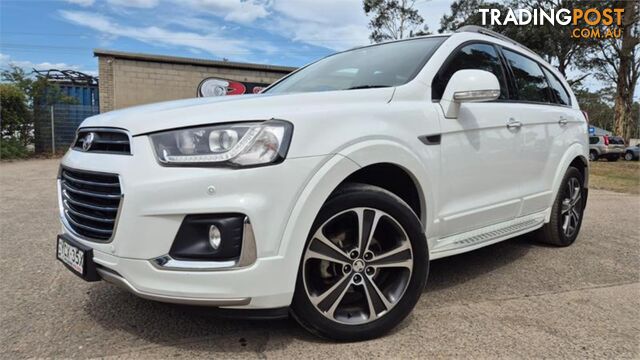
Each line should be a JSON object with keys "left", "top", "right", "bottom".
{"left": 302, "top": 207, "right": 413, "bottom": 325}
{"left": 560, "top": 177, "right": 582, "bottom": 238}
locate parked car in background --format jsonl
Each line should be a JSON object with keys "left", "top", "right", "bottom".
{"left": 589, "top": 135, "right": 625, "bottom": 161}
{"left": 624, "top": 144, "right": 640, "bottom": 161}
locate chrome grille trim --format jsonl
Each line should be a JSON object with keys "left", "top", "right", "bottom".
{"left": 58, "top": 167, "right": 123, "bottom": 243}
{"left": 72, "top": 128, "right": 132, "bottom": 155}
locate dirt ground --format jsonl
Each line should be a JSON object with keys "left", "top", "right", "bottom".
{"left": 1, "top": 159, "right": 639, "bottom": 359}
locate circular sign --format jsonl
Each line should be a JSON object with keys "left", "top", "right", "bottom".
{"left": 198, "top": 78, "right": 247, "bottom": 97}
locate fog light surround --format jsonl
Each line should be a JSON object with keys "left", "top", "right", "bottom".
{"left": 168, "top": 213, "right": 244, "bottom": 261}
{"left": 154, "top": 215, "right": 257, "bottom": 271}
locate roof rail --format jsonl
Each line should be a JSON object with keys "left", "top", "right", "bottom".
{"left": 455, "top": 25, "right": 537, "bottom": 55}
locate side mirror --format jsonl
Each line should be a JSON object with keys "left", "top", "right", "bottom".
{"left": 440, "top": 69, "right": 501, "bottom": 118}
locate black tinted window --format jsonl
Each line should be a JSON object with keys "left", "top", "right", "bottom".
{"left": 589, "top": 136, "right": 599, "bottom": 144}
{"left": 609, "top": 136, "right": 625, "bottom": 145}
{"left": 503, "top": 49, "right": 551, "bottom": 103}
{"left": 432, "top": 43, "right": 508, "bottom": 100}
{"left": 266, "top": 37, "right": 445, "bottom": 94}
{"left": 542, "top": 68, "right": 571, "bottom": 105}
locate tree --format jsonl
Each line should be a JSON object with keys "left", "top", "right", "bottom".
{"left": 573, "top": 87, "right": 616, "bottom": 131}
{"left": 1, "top": 65, "right": 78, "bottom": 156}
{"left": 439, "top": 0, "right": 504, "bottom": 33}
{"left": 1, "top": 64, "right": 78, "bottom": 107}
{"left": 363, "top": 0, "right": 429, "bottom": 43}
{"left": 0, "top": 83, "right": 31, "bottom": 146}
{"left": 578, "top": 1, "right": 639, "bottom": 141}
{"left": 439, "top": 0, "right": 593, "bottom": 80}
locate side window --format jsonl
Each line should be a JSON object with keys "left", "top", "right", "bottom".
{"left": 502, "top": 49, "right": 551, "bottom": 103}
{"left": 589, "top": 137, "right": 599, "bottom": 145}
{"left": 432, "top": 43, "right": 508, "bottom": 100}
{"left": 542, "top": 67, "right": 571, "bottom": 106}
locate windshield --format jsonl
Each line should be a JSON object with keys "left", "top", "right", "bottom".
{"left": 265, "top": 37, "right": 446, "bottom": 94}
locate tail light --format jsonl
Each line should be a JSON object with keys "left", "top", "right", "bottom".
{"left": 603, "top": 135, "right": 609, "bottom": 146}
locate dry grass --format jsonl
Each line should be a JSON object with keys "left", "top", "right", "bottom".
{"left": 589, "top": 159, "right": 640, "bottom": 194}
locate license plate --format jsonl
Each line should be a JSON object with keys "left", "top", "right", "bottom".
{"left": 56, "top": 236, "right": 100, "bottom": 281}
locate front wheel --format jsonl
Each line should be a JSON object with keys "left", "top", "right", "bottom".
{"left": 534, "top": 167, "right": 585, "bottom": 246}
{"left": 589, "top": 151, "right": 598, "bottom": 161}
{"left": 290, "top": 183, "right": 428, "bottom": 341}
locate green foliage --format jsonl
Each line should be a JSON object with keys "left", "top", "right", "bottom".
{"left": 1, "top": 65, "right": 78, "bottom": 107}
{"left": 0, "top": 83, "right": 32, "bottom": 146}
{"left": 439, "top": 0, "right": 505, "bottom": 33}
{"left": 438, "top": 0, "right": 594, "bottom": 79}
{"left": 0, "top": 65, "right": 80, "bottom": 158}
{"left": 573, "top": 87, "right": 616, "bottom": 130}
{"left": 364, "top": 0, "right": 429, "bottom": 43}
{"left": 0, "top": 138, "right": 29, "bottom": 160}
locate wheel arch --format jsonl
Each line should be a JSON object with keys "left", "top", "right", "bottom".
{"left": 548, "top": 144, "right": 589, "bottom": 222}
{"left": 276, "top": 140, "right": 433, "bottom": 304}
{"left": 333, "top": 163, "right": 424, "bottom": 224}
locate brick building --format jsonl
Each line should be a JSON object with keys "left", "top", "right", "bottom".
{"left": 94, "top": 49, "right": 296, "bottom": 112}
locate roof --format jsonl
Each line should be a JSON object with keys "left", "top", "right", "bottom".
{"left": 93, "top": 49, "right": 297, "bottom": 73}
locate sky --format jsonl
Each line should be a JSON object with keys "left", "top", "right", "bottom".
{"left": 0, "top": 0, "right": 633, "bottom": 100}
{"left": 0, "top": 0, "right": 452, "bottom": 75}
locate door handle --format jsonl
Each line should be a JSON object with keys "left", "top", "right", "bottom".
{"left": 506, "top": 118, "right": 522, "bottom": 129}
{"left": 558, "top": 117, "right": 568, "bottom": 126}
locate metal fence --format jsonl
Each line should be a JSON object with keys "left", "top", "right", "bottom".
{"left": 34, "top": 104, "right": 100, "bottom": 154}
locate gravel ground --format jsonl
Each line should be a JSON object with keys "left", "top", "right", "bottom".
{"left": 1, "top": 159, "right": 639, "bottom": 359}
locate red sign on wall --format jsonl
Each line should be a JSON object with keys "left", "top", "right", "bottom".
{"left": 197, "top": 77, "right": 268, "bottom": 97}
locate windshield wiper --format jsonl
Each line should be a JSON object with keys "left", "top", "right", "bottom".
{"left": 346, "top": 85, "right": 392, "bottom": 90}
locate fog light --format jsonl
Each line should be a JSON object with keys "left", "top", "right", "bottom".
{"left": 209, "top": 225, "right": 222, "bottom": 250}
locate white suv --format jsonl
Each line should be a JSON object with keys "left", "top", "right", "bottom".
{"left": 56, "top": 26, "right": 589, "bottom": 340}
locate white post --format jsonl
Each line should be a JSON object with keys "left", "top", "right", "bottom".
{"left": 50, "top": 105, "right": 55, "bottom": 155}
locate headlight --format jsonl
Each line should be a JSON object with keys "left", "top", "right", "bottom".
{"left": 149, "top": 120, "right": 293, "bottom": 167}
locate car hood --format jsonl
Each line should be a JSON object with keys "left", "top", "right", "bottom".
{"left": 81, "top": 88, "right": 395, "bottom": 135}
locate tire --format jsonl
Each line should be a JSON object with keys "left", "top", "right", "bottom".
{"left": 534, "top": 167, "right": 585, "bottom": 246}
{"left": 625, "top": 152, "right": 634, "bottom": 161}
{"left": 290, "top": 183, "right": 428, "bottom": 341}
{"left": 589, "top": 151, "right": 598, "bottom": 161}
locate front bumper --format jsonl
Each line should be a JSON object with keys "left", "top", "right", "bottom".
{"left": 59, "top": 135, "right": 330, "bottom": 308}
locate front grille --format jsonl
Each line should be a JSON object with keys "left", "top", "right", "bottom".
{"left": 73, "top": 129, "right": 131, "bottom": 155}
{"left": 60, "top": 168, "right": 122, "bottom": 241}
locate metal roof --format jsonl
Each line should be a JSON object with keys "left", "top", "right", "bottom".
{"left": 93, "top": 49, "right": 297, "bottom": 73}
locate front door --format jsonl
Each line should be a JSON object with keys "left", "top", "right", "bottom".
{"left": 430, "top": 43, "right": 523, "bottom": 237}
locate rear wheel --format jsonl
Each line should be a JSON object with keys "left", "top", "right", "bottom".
{"left": 290, "top": 183, "right": 428, "bottom": 341}
{"left": 589, "top": 151, "right": 598, "bottom": 161}
{"left": 534, "top": 167, "right": 585, "bottom": 246}
{"left": 625, "top": 152, "right": 634, "bottom": 161}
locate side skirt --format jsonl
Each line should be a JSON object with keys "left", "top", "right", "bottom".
{"left": 430, "top": 210, "right": 548, "bottom": 260}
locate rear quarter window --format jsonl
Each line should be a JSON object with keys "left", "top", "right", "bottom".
{"left": 589, "top": 137, "right": 599, "bottom": 144}
{"left": 541, "top": 67, "right": 571, "bottom": 106}
{"left": 609, "top": 137, "right": 625, "bottom": 145}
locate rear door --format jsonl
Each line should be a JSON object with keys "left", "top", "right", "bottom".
{"left": 608, "top": 136, "right": 626, "bottom": 155}
{"left": 499, "top": 48, "right": 573, "bottom": 216}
